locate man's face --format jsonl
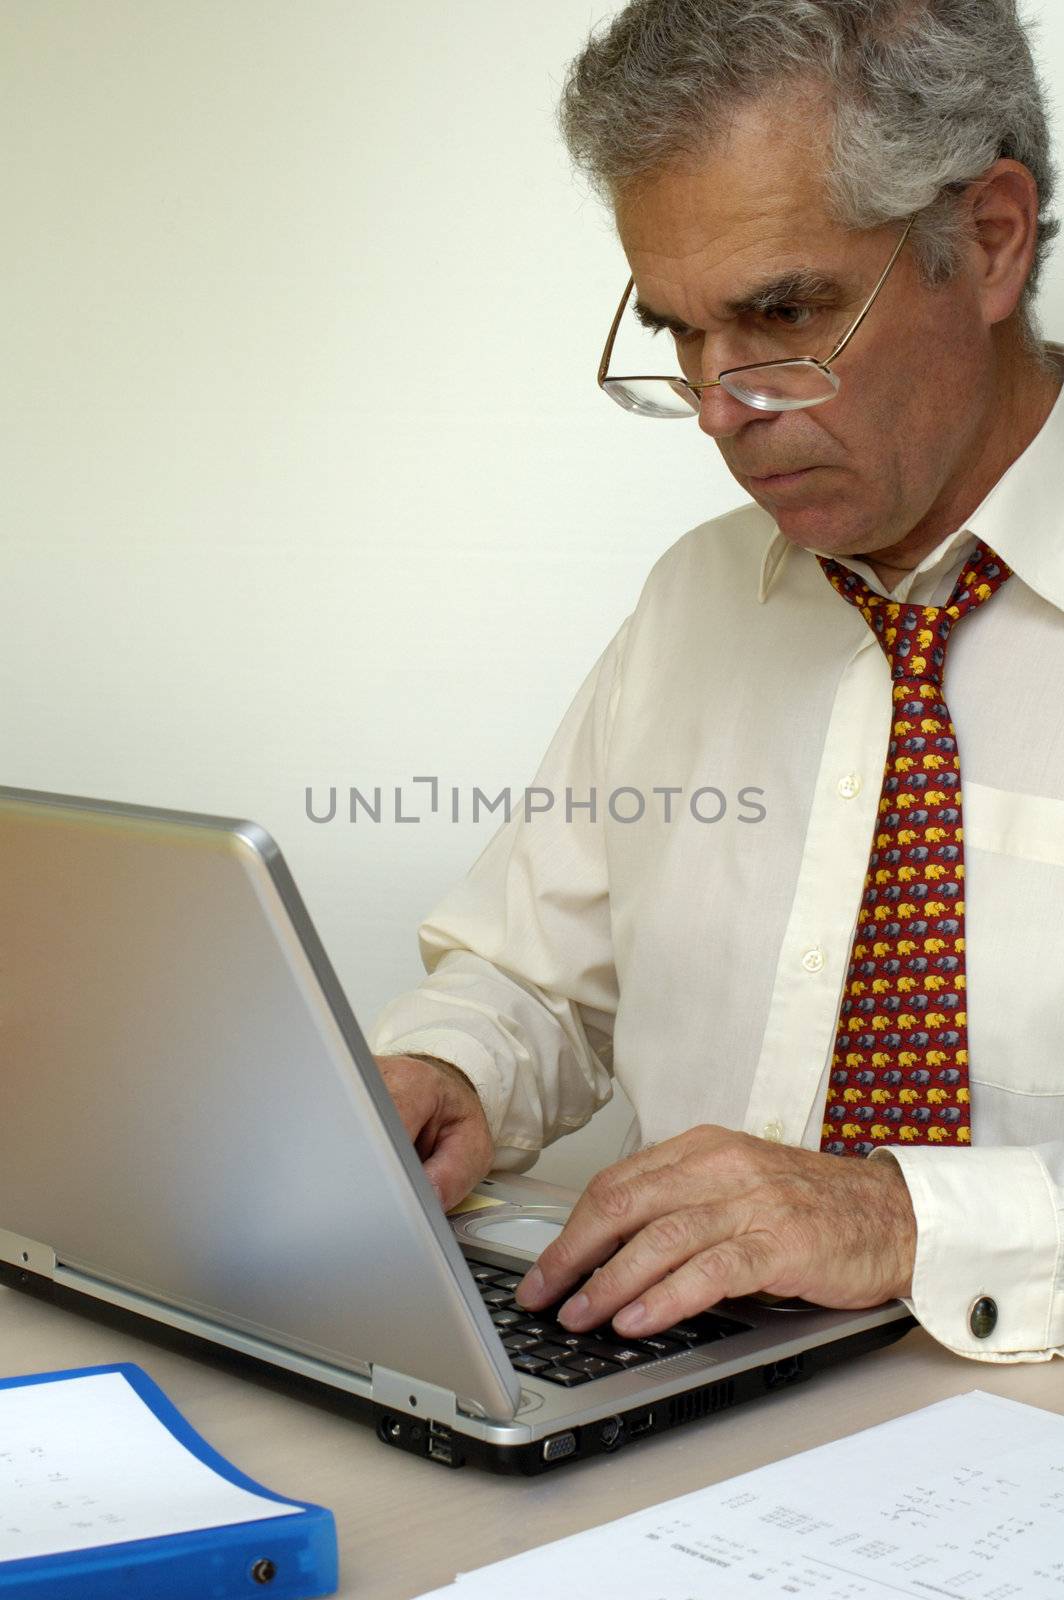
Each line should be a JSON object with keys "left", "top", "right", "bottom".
{"left": 613, "top": 97, "right": 994, "bottom": 562}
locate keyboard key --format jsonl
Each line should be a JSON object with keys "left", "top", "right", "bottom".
{"left": 502, "top": 1333, "right": 540, "bottom": 1352}
{"left": 581, "top": 1342, "right": 656, "bottom": 1367}
{"left": 674, "top": 1314, "right": 748, "bottom": 1340}
{"left": 489, "top": 1273, "right": 522, "bottom": 1290}
{"left": 481, "top": 1288, "right": 513, "bottom": 1306}
{"left": 511, "top": 1354, "right": 549, "bottom": 1374}
{"left": 562, "top": 1355, "right": 620, "bottom": 1378}
{"left": 637, "top": 1334, "right": 688, "bottom": 1355}
{"left": 538, "top": 1366, "right": 591, "bottom": 1387}
{"left": 514, "top": 1321, "right": 552, "bottom": 1339}
{"left": 490, "top": 1309, "right": 522, "bottom": 1328}
{"left": 471, "top": 1266, "right": 501, "bottom": 1283}
{"left": 689, "top": 1324, "right": 733, "bottom": 1345}
{"left": 525, "top": 1341, "right": 571, "bottom": 1363}
{"left": 689, "top": 1316, "right": 741, "bottom": 1341}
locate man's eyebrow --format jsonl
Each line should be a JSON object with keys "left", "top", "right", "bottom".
{"left": 633, "top": 269, "right": 845, "bottom": 334}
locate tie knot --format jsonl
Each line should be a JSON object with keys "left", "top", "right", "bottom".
{"left": 817, "top": 542, "right": 1012, "bottom": 684}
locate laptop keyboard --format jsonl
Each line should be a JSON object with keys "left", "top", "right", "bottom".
{"left": 468, "top": 1258, "right": 751, "bottom": 1387}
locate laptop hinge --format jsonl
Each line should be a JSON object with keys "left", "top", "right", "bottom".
{"left": 0, "top": 1229, "right": 57, "bottom": 1278}
{"left": 371, "top": 1364, "right": 459, "bottom": 1423}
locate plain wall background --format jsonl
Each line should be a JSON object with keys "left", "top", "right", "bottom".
{"left": 4, "top": 0, "right": 1064, "bottom": 1187}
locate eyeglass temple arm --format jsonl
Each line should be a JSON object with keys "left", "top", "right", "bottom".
{"left": 598, "top": 276, "right": 636, "bottom": 385}
{"left": 823, "top": 215, "right": 915, "bottom": 367}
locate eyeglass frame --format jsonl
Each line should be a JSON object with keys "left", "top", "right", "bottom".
{"left": 596, "top": 214, "right": 916, "bottom": 413}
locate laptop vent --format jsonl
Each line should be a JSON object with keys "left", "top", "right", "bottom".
{"left": 666, "top": 1377, "right": 737, "bottom": 1427}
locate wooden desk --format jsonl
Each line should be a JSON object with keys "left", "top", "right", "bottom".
{"left": 1, "top": 1282, "right": 1060, "bottom": 1599}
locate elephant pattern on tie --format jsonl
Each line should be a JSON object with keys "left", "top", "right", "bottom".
{"left": 815, "top": 542, "right": 1013, "bottom": 1156}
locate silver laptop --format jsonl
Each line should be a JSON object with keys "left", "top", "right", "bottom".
{"left": 0, "top": 787, "right": 914, "bottom": 1474}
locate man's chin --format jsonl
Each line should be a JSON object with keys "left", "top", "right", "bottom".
{"left": 748, "top": 482, "right": 867, "bottom": 555}
{"left": 752, "top": 495, "right": 831, "bottom": 546}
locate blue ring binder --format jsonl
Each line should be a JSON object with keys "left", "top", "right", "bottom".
{"left": 0, "top": 1363, "right": 339, "bottom": 1599}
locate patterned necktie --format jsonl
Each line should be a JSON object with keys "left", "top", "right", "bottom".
{"left": 816, "top": 542, "right": 1012, "bottom": 1156}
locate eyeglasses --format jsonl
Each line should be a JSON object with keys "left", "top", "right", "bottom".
{"left": 597, "top": 216, "right": 915, "bottom": 417}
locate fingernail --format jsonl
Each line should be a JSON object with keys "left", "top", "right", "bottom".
{"left": 558, "top": 1292, "right": 589, "bottom": 1328}
{"left": 515, "top": 1266, "right": 544, "bottom": 1306}
{"left": 614, "top": 1300, "right": 647, "bottom": 1333}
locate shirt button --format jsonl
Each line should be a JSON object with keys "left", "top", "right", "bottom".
{"left": 969, "top": 1296, "right": 998, "bottom": 1339}
{"left": 762, "top": 1121, "right": 784, "bottom": 1143}
{"left": 837, "top": 773, "right": 862, "bottom": 799}
{"left": 801, "top": 946, "right": 826, "bottom": 974}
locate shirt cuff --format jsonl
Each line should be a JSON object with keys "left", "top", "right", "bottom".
{"left": 869, "top": 1145, "right": 1063, "bottom": 1362}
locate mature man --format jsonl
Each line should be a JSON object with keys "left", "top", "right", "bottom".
{"left": 371, "top": 0, "right": 1064, "bottom": 1363}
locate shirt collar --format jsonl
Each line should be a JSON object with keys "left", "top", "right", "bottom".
{"left": 757, "top": 344, "right": 1064, "bottom": 610}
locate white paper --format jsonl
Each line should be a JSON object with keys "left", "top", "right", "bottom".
{"left": 417, "top": 1392, "right": 1064, "bottom": 1599}
{"left": 0, "top": 1371, "right": 300, "bottom": 1562}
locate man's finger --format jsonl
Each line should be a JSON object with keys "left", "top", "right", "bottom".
{"left": 516, "top": 1152, "right": 735, "bottom": 1309}
{"left": 515, "top": 1165, "right": 673, "bottom": 1307}
{"left": 423, "top": 1124, "right": 491, "bottom": 1213}
{"left": 554, "top": 1202, "right": 742, "bottom": 1331}
{"left": 612, "top": 1236, "right": 775, "bottom": 1338}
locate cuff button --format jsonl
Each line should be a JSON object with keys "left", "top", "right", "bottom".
{"left": 968, "top": 1295, "right": 998, "bottom": 1339}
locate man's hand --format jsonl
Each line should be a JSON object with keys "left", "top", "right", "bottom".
{"left": 515, "top": 1124, "right": 916, "bottom": 1336}
{"left": 375, "top": 1053, "right": 495, "bottom": 1212}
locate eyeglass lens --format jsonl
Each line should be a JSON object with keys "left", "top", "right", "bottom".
{"left": 603, "top": 360, "right": 840, "bottom": 417}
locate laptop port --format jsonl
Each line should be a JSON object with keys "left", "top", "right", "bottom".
{"left": 428, "top": 1420, "right": 456, "bottom": 1467}
{"left": 599, "top": 1415, "right": 625, "bottom": 1450}
{"left": 765, "top": 1354, "right": 804, "bottom": 1390}
{"left": 542, "top": 1431, "right": 577, "bottom": 1463}
{"left": 628, "top": 1410, "right": 655, "bottom": 1438}
{"left": 377, "top": 1415, "right": 402, "bottom": 1444}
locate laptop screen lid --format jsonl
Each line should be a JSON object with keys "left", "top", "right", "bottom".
{"left": 0, "top": 786, "right": 520, "bottom": 1422}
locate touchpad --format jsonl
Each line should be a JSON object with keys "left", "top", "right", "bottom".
{"left": 473, "top": 1216, "right": 565, "bottom": 1254}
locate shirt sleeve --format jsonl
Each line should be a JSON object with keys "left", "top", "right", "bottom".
{"left": 869, "top": 1143, "right": 1064, "bottom": 1361}
{"left": 367, "top": 619, "right": 631, "bottom": 1169}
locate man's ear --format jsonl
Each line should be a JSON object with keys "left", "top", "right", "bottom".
{"left": 963, "top": 158, "right": 1042, "bottom": 328}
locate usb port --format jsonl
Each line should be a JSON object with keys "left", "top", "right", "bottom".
{"left": 428, "top": 1421, "right": 455, "bottom": 1465}
{"left": 628, "top": 1410, "right": 655, "bottom": 1437}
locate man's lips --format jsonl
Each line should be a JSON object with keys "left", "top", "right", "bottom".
{"left": 746, "top": 466, "right": 815, "bottom": 484}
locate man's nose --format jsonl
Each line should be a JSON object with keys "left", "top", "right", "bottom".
{"left": 696, "top": 382, "right": 764, "bottom": 441}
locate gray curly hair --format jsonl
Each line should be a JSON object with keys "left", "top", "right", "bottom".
{"left": 559, "top": 0, "right": 1058, "bottom": 329}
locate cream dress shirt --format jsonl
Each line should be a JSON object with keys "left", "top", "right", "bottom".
{"left": 371, "top": 361, "right": 1064, "bottom": 1366}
